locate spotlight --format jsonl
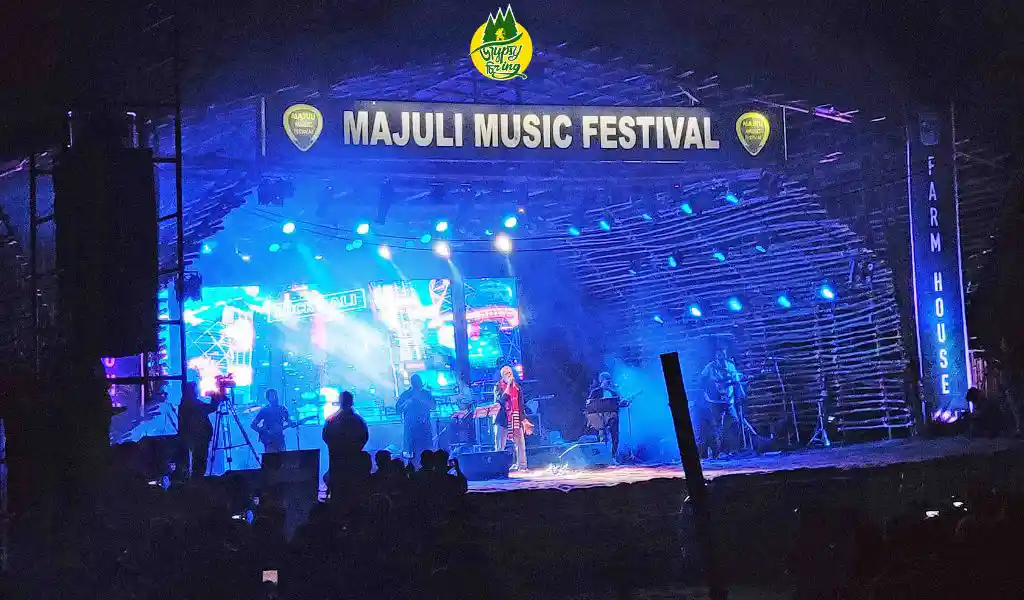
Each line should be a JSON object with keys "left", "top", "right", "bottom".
{"left": 777, "top": 294, "right": 792, "bottom": 309}
{"left": 755, "top": 242, "right": 768, "bottom": 253}
{"left": 494, "top": 233, "right": 513, "bottom": 254}
{"left": 568, "top": 202, "right": 587, "bottom": 235}
{"left": 688, "top": 304, "right": 703, "bottom": 318}
{"left": 435, "top": 220, "right": 449, "bottom": 233}
{"left": 377, "top": 245, "right": 392, "bottom": 260}
{"left": 345, "top": 243, "right": 354, "bottom": 251}
{"left": 268, "top": 243, "right": 281, "bottom": 253}
{"left": 680, "top": 202, "right": 694, "bottom": 215}
{"left": 240, "top": 254, "right": 252, "bottom": 262}
{"left": 725, "top": 191, "right": 740, "bottom": 205}
{"left": 434, "top": 241, "right": 452, "bottom": 258}
{"left": 356, "top": 222, "right": 370, "bottom": 235}
{"left": 503, "top": 215, "right": 518, "bottom": 229}
{"left": 314, "top": 255, "right": 324, "bottom": 261}
{"left": 484, "top": 228, "right": 494, "bottom": 236}
{"left": 727, "top": 297, "right": 743, "bottom": 312}
{"left": 568, "top": 226, "right": 582, "bottom": 237}
{"left": 352, "top": 240, "right": 363, "bottom": 249}
{"left": 819, "top": 284, "right": 836, "bottom": 301}
{"left": 598, "top": 216, "right": 612, "bottom": 232}
{"left": 420, "top": 233, "right": 433, "bottom": 244}
{"left": 667, "top": 254, "right": 678, "bottom": 268}
{"left": 653, "top": 314, "right": 665, "bottom": 325}
{"left": 282, "top": 222, "right": 296, "bottom": 234}
{"left": 201, "top": 243, "right": 214, "bottom": 254}
{"left": 712, "top": 250, "right": 726, "bottom": 262}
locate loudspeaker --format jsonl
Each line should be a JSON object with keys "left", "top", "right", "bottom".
{"left": 559, "top": 442, "right": 614, "bottom": 469}
{"left": 456, "top": 450, "right": 512, "bottom": 481}
{"left": 54, "top": 146, "right": 158, "bottom": 357}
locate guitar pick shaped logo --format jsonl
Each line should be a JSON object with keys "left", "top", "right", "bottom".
{"left": 283, "top": 104, "right": 324, "bottom": 152}
{"left": 736, "top": 111, "right": 771, "bottom": 157}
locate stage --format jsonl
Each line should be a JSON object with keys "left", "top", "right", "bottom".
{"left": 468, "top": 437, "right": 1023, "bottom": 493}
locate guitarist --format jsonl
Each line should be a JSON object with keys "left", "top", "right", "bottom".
{"left": 700, "top": 349, "right": 743, "bottom": 458}
{"left": 250, "top": 389, "right": 294, "bottom": 453}
{"left": 586, "top": 372, "right": 630, "bottom": 459}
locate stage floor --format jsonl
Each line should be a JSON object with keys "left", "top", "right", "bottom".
{"left": 467, "top": 437, "right": 1022, "bottom": 493}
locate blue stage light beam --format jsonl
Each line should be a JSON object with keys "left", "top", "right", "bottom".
{"left": 434, "top": 241, "right": 452, "bottom": 258}
{"left": 377, "top": 245, "right": 392, "bottom": 260}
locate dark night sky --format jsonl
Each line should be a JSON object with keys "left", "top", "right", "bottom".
{"left": 1, "top": 0, "right": 1022, "bottom": 157}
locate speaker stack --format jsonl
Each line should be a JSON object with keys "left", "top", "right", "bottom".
{"left": 53, "top": 117, "right": 159, "bottom": 358}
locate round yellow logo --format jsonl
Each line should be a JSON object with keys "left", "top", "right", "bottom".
{"left": 470, "top": 5, "right": 532, "bottom": 81}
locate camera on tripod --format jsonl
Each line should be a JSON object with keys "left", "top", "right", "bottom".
{"left": 212, "top": 373, "right": 236, "bottom": 397}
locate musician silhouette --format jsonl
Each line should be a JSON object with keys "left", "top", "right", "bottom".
{"left": 250, "top": 389, "right": 294, "bottom": 453}
{"left": 586, "top": 372, "right": 626, "bottom": 458}
{"left": 700, "top": 349, "right": 743, "bottom": 458}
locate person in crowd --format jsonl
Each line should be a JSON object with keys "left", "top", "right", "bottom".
{"left": 178, "top": 381, "right": 220, "bottom": 478}
{"left": 396, "top": 374, "right": 434, "bottom": 466}
{"left": 493, "top": 365, "right": 527, "bottom": 471}
{"left": 322, "top": 390, "right": 369, "bottom": 500}
{"left": 250, "top": 388, "right": 294, "bottom": 453}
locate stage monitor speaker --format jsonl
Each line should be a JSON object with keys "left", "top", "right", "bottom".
{"left": 53, "top": 146, "right": 158, "bottom": 357}
{"left": 526, "top": 444, "right": 569, "bottom": 470}
{"left": 457, "top": 450, "right": 512, "bottom": 481}
{"left": 559, "top": 442, "right": 614, "bottom": 469}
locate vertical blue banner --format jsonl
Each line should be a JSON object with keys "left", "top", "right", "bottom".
{"left": 907, "top": 108, "right": 971, "bottom": 412}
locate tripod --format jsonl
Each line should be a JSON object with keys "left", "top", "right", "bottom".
{"left": 807, "top": 396, "right": 832, "bottom": 448}
{"left": 209, "top": 389, "right": 262, "bottom": 474}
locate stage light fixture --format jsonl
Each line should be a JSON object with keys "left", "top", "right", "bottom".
{"left": 598, "top": 216, "right": 613, "bottom": 232}
{"left": 503, "top": 215, "right": 518, "bottom": 229}
{"left": 377, "top": 245, "right": 392, "bottom": 260}
{"left": 345, "top": 243, "right": 354, "bottom": 251}
{"left": 725, "top": 191, "right": 740, "bottom": 205}
{"left": 680, "top": 202, "right": 694, "bottom": 215}
{"left": 282, "top": 222, "right": 296, "bottom": 234}
{"left": 777, "top": 294, "right": 792, "bottom": 309}
{"left": 568, "top": 226, "right": 582, "bottom": 236}
{"left": 314, "top": 255, "right": 324, "bottom": 261}
{"left": 755, "top": 242, "right": 768, "bottom": 253}
{"left": 356, "top": 222, "right": 370, "bottom": 235}
{"left": 494, "top": 233, "right": 513, "bottom": 254}
{"left": 420, "top": 233, "right": 433, "bottom": 244}
{"left": 352, "top": 240, "right": 364, "bottom": 249}
{"left": 201, "top": 243, "right": 214, "bottom": 254}
{"left": 712, "top": 250, "right": 726, "bottom": 262}
{"left": 653, "top": 314, "right": 665, "bottom": 325}
{"left": 688, "top": 304, "right": 703, "bottom": 318}
{"left": 484, "top": 228, "right": 494, "bottom": 236}
{"left": 240, "top": 254, "right": 252, "bottom": 262}
{"left": 727, "top": 296, "right": 743, "bottom": 312}
{"left": 435, "top": 220, "right": 449, "bottom": 233}
{"left": 819, "top": 284, "right": 836, "bottom": 301}
{"left": 268, "top": 243, "right": 281, "bottom": 253}
{"left": 667, "top": 254, "right": 678, "bottom": 268}
{"left": 434, "top": 241, "right": 452, "bottom": 258}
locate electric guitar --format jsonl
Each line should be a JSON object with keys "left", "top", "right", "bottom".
{"left": 255, "top": 415, "right": 317, "bottom": 446}
{"left": 585, "top": 390, "right": 642, "bottom": 414}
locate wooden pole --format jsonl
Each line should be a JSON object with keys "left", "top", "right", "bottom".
{"left": 660, "top": 352, "right": 727, "bottom": 600}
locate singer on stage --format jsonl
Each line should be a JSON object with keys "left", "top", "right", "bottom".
{"left": 493, "top": 366, "right": 527, "bottom": 471}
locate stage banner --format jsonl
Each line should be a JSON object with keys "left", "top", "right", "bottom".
{"left": 263, "top": 100, "right": 782, "bottom": 164}
{"left": 906, "top": 108, "right": 971, "bottom": 412}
